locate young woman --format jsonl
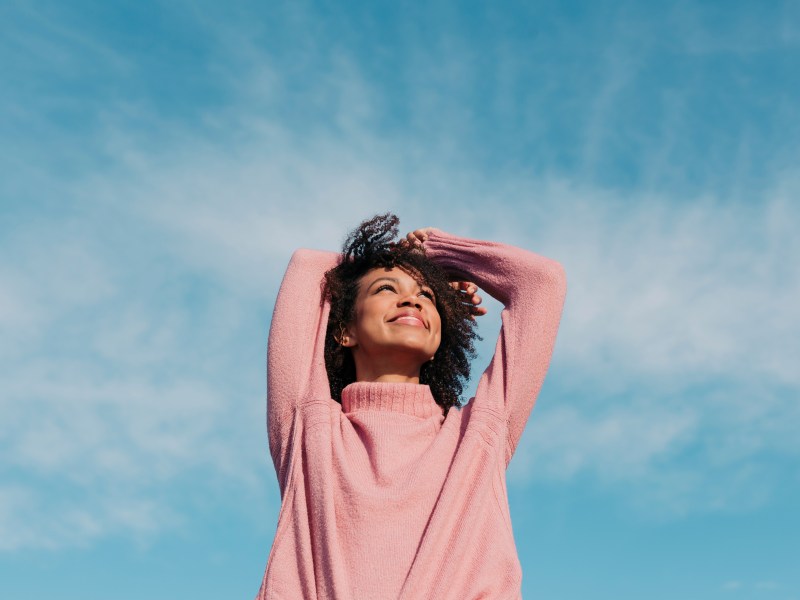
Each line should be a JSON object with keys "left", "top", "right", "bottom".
{"left": 256, "top": 214, "right": 566, "bottom": 600}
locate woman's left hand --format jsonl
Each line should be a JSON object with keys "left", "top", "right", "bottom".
{"left": 404, "top": 228, "right": 487, "bottom": 319}
{"left": 450, "top": 280, "right": 488, "bottom": 319}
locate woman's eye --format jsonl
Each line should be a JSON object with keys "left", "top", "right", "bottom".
{"left": 376, "top": 284, "right": 396, "bottom": 293}
{"left": 420, "top": 290, "right": 435, "bottom": 300}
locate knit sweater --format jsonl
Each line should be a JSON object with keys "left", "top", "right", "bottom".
{"left": 256, "top": 229, "right": 567, "bottom": 600}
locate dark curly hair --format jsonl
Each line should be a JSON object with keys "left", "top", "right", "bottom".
{"left": 322, "top": 213, "right": 478, "bottom": 415}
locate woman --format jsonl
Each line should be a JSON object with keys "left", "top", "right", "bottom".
{"left": 257, "top": 214, "right": 566, "bottom": 600}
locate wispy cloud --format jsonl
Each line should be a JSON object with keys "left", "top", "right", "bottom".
{"left": 722, "top": 580, "right": 782, "bottom": 593}
{"left": 0, "top": 207, "right": 274, "bottom": 550}
{"left": 511, "top": 404, "right": 699, "bottom": 482}
{"left": 501, "top": 177, "right": 799, "bottom": 514}
{"left": 549, "top": 188, "right": 799, "bottom": 387}
{"left": 0, "top": 349, "right": 269, "bottom": 549}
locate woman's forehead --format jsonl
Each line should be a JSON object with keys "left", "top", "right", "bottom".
{"left": 360, "top": 266, "right": 429, "bottom": 288}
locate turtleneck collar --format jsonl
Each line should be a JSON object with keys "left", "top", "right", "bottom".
{"left": 341, "top": 381, "right": 441, "bottom": 419}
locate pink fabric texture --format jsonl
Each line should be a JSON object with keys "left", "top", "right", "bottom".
{"left": 256, "top": 229, "right": 567, "bottom": 600}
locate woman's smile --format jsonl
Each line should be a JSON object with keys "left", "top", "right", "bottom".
{"left": 388, "top": 309, "right": 427, "bottom": 328}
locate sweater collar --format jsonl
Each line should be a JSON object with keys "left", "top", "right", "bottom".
{"left": 341, "top": 381, "right": 441, "bottom": 418}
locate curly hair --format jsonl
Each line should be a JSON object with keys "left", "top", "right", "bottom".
{"left": 322, "top": 213, "right": 478, "bottom": 415}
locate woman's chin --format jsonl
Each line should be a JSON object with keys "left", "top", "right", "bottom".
{"left": 358, "top": 343, "right": 436, "bottom": 370}
{"left": 389, "top": 340, "right": 437, "bottom": 361}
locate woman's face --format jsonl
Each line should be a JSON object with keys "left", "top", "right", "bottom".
{"left": 344, "top": 266, "right": 442, "bottom": 370}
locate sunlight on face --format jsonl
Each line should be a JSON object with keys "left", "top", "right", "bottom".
{"left": 344, "top": 267, "right": 442, "bottom": 378}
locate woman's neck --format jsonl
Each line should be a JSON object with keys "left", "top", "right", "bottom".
{"left": 353, "top": 353, "right": 422, "bottom": 384}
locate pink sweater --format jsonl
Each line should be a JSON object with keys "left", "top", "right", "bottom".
{"left": 256, "top": 230, "right": 566, "bottom": 600}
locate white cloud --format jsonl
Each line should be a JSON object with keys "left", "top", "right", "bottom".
{"left": 0, "top": 351, "right": 270, "bottom": 550}
{"left": 0, "top": 482, "right": 176, "bottom": 551}
{"left": 510, "top": 404, "right": 699, "bottom": 483}
{"left": 0, "top": 223, "right": 117, "bottom": 346}
{"left": 721, "top": 580, "right": 782, "bottom": 594}
{"left": 493, "top": 176, "right": 800, "bottom": 513}
{"left": 0, "top": 217, "right": 272, "bottom": 549}
{"left": 0, "top": 271, "right": 37, "bottom": 331}
{"left": 755, "top": 581, "right": 780, "bottom": 590}
{"left": 532, "top": 186, "right": 800, "bottom": 387}
{"left": 722, "top": 580, "right": 742, "bottom": 591}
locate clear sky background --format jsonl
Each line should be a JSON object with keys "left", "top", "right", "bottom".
{"left": 1, "top": 1, "right": 799, "bottom": 599}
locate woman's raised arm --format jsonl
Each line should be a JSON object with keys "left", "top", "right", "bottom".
{"left": 421, "top": 229, "right": 567, "bottom": 465}
{"left": 267, "top": 248, "right": 339, "bottom": 487}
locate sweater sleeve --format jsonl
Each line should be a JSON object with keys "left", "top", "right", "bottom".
{"left": 423, "top": 229, "right": 567, "bottom": 465}
{"left": 267, "top": 248, "right": 339, "bottom": 487}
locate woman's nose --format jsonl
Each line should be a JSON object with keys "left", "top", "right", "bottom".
{"left": 398, "top": 295, "right": 422, "bottom": 309}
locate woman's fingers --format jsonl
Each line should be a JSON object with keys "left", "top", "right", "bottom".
{"left": 450, "top": 281, "right": 475, "bottom": 292}
{"left": 449, "top": 281, "right": 487, "bottom": 318}
{"left": 452, "top": 281, "right": 480, "bottom": 298}
{"left": 405, "top": 228, "right": 435, "bottom": 247}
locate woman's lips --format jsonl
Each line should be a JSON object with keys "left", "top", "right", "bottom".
{"left": 391, "top": 315, "right": 426, "bottom": 327}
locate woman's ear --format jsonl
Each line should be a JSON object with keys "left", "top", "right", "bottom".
{"left": 337, "top": 325, "right": 357, "bottom": 348}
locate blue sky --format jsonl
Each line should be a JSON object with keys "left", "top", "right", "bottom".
{"left": 1, "top": 1, "right": 799, "bottom": 599}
